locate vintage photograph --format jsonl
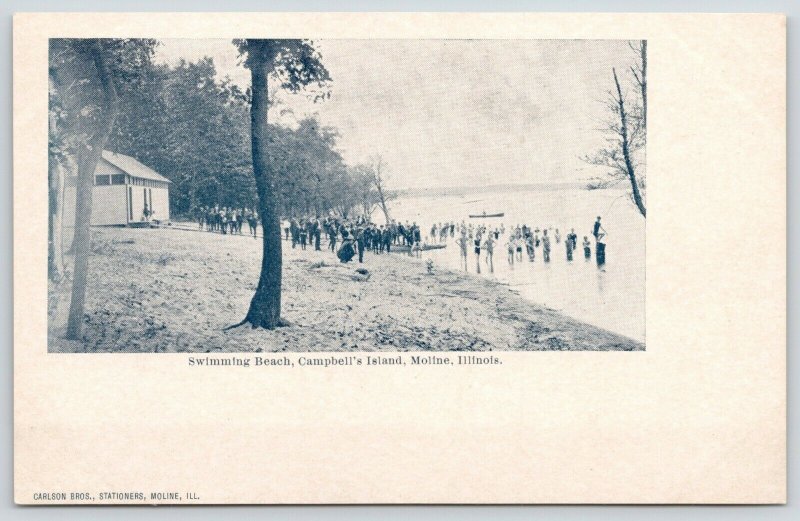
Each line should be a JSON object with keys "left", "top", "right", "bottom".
{"left": 47, "top": 38, "right": 646, "bottom": 353}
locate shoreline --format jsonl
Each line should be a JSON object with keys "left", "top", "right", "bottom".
{"left": 48, "top": 226, "right": 644, "bottom": 353}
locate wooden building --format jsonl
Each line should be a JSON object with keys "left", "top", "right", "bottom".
{"left": 64, "top": 151, "right": 171, "bottom": 226}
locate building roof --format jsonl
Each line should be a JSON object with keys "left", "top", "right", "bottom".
{"left": 102, "top": 151, "right": 172, "bottom": 184}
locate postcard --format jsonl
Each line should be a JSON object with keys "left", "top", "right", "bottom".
{"left": 14, "top": 12, "right": 785, "bottom": 504}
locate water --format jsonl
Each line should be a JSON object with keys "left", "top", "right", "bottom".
{"left": 385, "top": 188, "right": 645, "bottom": 342}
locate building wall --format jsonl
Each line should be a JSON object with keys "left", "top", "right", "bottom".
{"left": 63, "top": 181, "right": 170, "bottom": 226}
{"left": 150, "top": 186, "right": 170, "bottom": 222}
{"left": 127, "top": 185, "right": 170, "bottom": 223}
{"left": 92, "top": 185, "right": 129, "bottom": 225}
{"left": 130, "top": 185, "right": 145, "bottom": 222}
{"left": 64, "top": 185, "right": 131, "bottom": 226}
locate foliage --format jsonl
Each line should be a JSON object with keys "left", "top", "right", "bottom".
{"left": 49, "top": 39, "right": 158, "bottom": 166}
{"left": 111, "top": 58, "right": 255, "bottom": 214}
{"left": 233, "top": 39, "right": 331, "bottom": 100}
{"left": 107, "top": 45, "right": 377, "bottom": 219}
{"left": 50, "top": 38, "right": 393, "bottom": 220}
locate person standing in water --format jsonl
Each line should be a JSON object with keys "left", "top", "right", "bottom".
{"left": 592, "top": 216, "right": 606, "bottom": 265}
{"left": 596, "top": 227, "right": 607, "bottom": 266}
{"left": 506, "top": 237, "right": 515, "bottom": 265}
{"left": 542, "top": 229, "right": 551, "bottom": 262}
{"left": 474, "top": 232, "right": 482, "bottom": 274}
{"left": 568, "top": 228, "right": 578, "bottom": 251}
{"left": 526, "top": 233, "right": 535, "bottom": 262}
{"left": 593, "top": 216, "right": 603, "bottom": 240}
{"left": 456, "top": 232, "right": 469, "bottom": 270}
{"left": 583, "top": 236, "right": 592, "bottom": 259}
{"left": 483, "top": 234, "right": 495, "bottom": 273}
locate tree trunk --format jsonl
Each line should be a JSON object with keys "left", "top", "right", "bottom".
{"left": 373, "top": 158, "right": 392, "bottom": 224}
{"left": 640, "top": 40, "right": 647, "bottom": 131}
{"left": 376, "top": 184, "right": 391, "bottom": 224}
{"left": 48, "top": 71, "right": 66, "bottom": 282}
{"left": 48, "top": 154, "right": 66, "bottom": 281}
{"left": 66, "top": 41, "right": 119, "bottom": 340}
{"left": 613, "top": 68, "right": 646, "bottom": 218}
{"left": 241, "top": 58, "right": 285, "bottom": 329}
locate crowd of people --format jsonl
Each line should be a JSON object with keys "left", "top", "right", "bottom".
{"left": 192, "top": 207, "right": 432, "bottom": 262}
{"left": 190, "top": 205, "right": 608, "bottom": 271}
{"left": 443, "top": 217, "right": 608, "bottom": 274}
{"left": 194, "top": 206, "right": 260, "bottom": 237}
{"left": 278, "top": 215, "right": 608, "bottom": 271}
{"left": 282, "top": 216, "right": 427, "bottom": 262}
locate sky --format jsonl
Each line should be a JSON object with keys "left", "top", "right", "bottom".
{"left": 155, "top": 39, "right": 640, "bottom": 190}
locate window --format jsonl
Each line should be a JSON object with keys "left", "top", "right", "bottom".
{"left": 111, "top": 174, "right": 126, "bottom": 185}
{"left": 94, "top": 175, "right": 110, "bottom": 186}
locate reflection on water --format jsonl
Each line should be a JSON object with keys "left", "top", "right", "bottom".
{"left": 595, "top": 266, "right": 606, "bottom": 295}
{"left": 385, "top": 188, "right": 645, "bottom": 342}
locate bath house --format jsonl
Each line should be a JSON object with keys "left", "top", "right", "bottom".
{"left": 64, "top": 151, "right": 171, "bottom": 226}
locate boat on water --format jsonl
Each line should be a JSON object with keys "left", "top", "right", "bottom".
{"left": 394, "top": 243, "right": 448, "bottom": 252}
{"left": 468, "top": 211, "right": 504, "bottom": 218}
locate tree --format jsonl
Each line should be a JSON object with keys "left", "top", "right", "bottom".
{"left": 65, "top": 40, "right": 121, "bottom": 339}
{"left": 111, "top": 59, "right": 255, "bottom": 215}
{"left": 49, "top": 38, "right": 158, "bottom": 339}
{"left": 365, "top": 155, "right": 395, "bottom": 225}
{"left": 110, "top": 56, "right": 354, "bottom": 221}
{"left": 629, "top": 40, "right": 647, "bottom": 132}
{"left": 349, "top": 164, "right": 380, "bottom": 219}
{"left": 611, "top": 68, "right": 646, "bottom": 217}
{"left": 49, "top": 40, "right": 93, "bottom": 280}
{"left": 279, "top": 118, "right": 344, "bottom": 216}
{"left": 48, "top": 71, "right": 70, "bottom": 281}
{"left": 230, "top": 39, "right": 330, "bottom": 329}
{"left": 583, "top": 44, "right": 647, "bottom": 218}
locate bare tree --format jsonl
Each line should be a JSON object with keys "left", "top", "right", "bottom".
{"left": 611, "top": 68, "right": 646, "bottom": 217}
{"left": 370, "top": 155, "right": 394, "bottom": 225}
{"left": 629, "top": 40, "right": 647, "bottom": 131}
{"left": 583, "top": 58, "right": 647, "bottom": 218}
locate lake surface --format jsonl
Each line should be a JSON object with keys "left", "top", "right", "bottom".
{"left": 384, "top": 188, "right": 645, "bottom": 342}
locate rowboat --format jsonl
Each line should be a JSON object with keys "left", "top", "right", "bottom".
{"left": 468, "top": 212, "right": 504, "bottom": 218}
{"left": 393, "top": 243, "right": 448, "bottom": 252}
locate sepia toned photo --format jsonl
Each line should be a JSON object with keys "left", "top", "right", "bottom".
{"left": 47, "top": 38, "right": 646, "bottom": 354}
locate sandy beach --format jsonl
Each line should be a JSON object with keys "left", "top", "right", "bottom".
{"left": 48, "top": 226, "right": 644, "bottom": 353}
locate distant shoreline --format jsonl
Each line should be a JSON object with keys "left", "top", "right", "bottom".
{"left": 393, "top": 182, "right": 623, "bottom": 198}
